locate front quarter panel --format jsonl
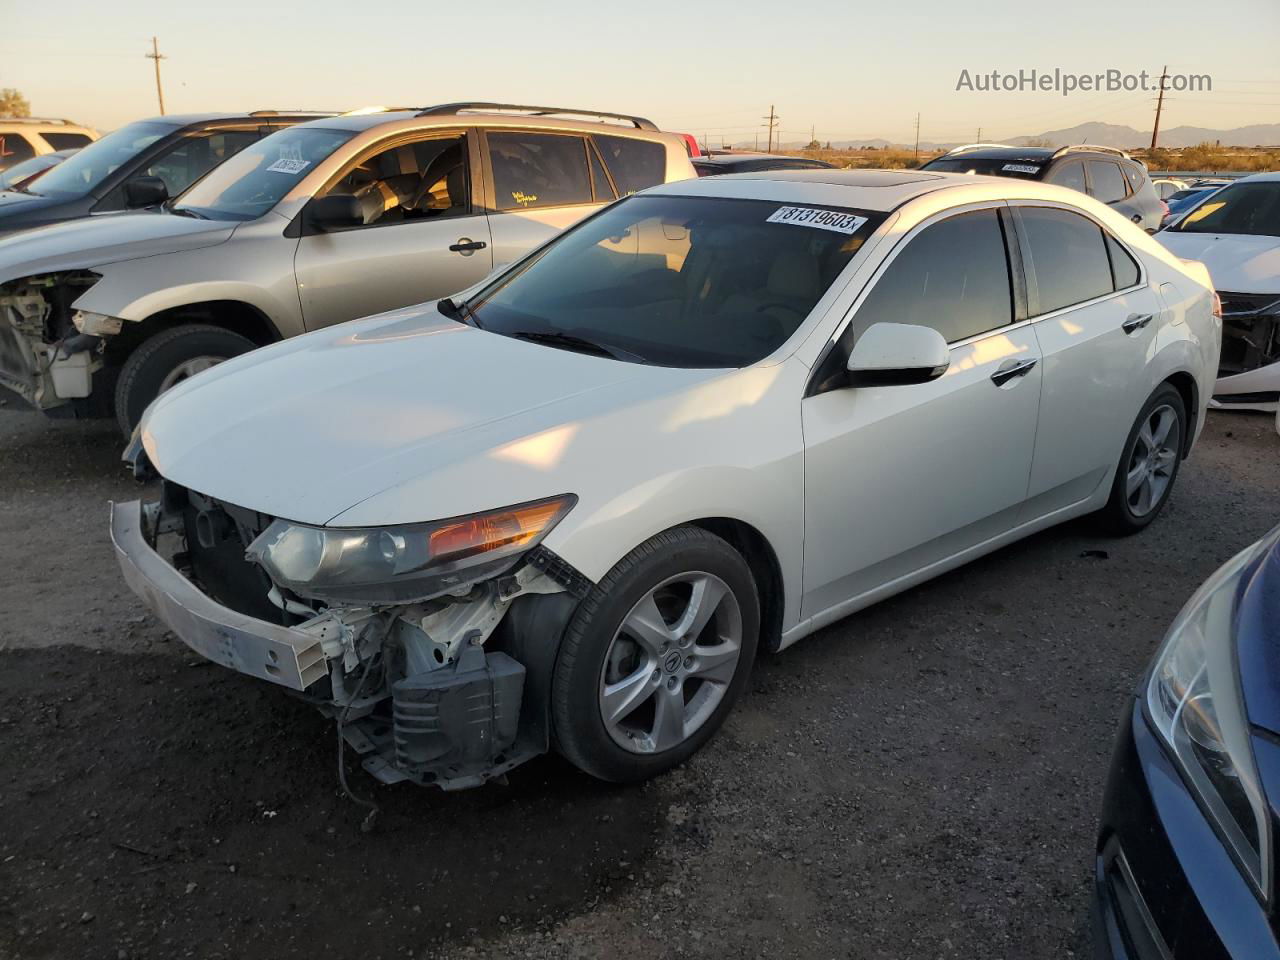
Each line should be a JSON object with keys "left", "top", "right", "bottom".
{"left": 73, "top": 215, "right": 305, "bottom": 337}
{"left": 332, "top": 360, "right": 809, "bottom": 635}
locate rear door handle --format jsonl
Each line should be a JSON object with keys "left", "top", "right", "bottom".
{"left": 990, "top": 358, "right": 1037, "bottom": 386}
{"left": 1122, "top": 313, "right": 1153, "bottom": 334}
{"left": 449, "top": 239, "right": 487, "bottom": 254}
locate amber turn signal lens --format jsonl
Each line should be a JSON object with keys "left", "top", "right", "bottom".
{"left": 428, "top": 498, "right": 570, "bottom": 563}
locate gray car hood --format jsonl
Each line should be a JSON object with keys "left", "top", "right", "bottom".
{"left": 0, "top": 211, "right": 236, "bottom": 284}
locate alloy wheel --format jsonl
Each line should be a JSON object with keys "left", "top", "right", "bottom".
{"left": 1125, "top": 403, "right": 1181, "bottom": 518}
{"left": 598, "top": 572, "right": 743, "bottom": 755}
{"left": 158, "top": 355, "right": 225, "bottom": 393}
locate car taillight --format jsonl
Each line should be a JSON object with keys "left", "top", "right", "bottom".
{"left": 1212, "top": 292, "right": 1223, "bottom": 319}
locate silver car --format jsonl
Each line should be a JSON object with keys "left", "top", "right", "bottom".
{"left": 0, "top": 103, "right": 694, "bottom": 431}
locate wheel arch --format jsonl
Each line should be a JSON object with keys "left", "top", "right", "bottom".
{"left": 1161, "top": 370, "right": 1199, "bottom": 458}
{"left": 104, "top": 299, "right": 283, "bottom": 360}
{"left": 684, "top": 517, "right": 786, "bottom": 655}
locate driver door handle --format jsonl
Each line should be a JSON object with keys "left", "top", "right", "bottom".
{"left": 990, "top": 358, "right": 1037, "bottom": 386}
{"left": 1122, "top": 313, "right": 1153, "bottom": 334}
{"left": 449, "top": 239, "right": 487, "bottom": 254}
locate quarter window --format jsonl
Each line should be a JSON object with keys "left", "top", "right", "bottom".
{"left": 487, "top": 132, "right": 593, "bottom": 210}
{"left": 42, "top": 132, "right": 93, "bottom": 150}
{"left": 1019, "top": 207, "right": 1115, "bottom": 314}
{"left": 852, "top": 208, "right": 1012, "bottom": 344}
{"left": 1045, "top": 161, "right": 1085, "bottom": 193}
{"left": 1105, "top": 233, "right": 1140, "bottom": 289}
{"left": 320, "top": 134, "right": 470, "bottom": 227}
{"left": 592, "top": 134, "right": 666, "bottom": 195}
{"left": 1086, "top": 160, "right": 1129, "bottom": 204}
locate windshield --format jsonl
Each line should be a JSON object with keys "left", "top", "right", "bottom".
{"left": 1172, "top": 182, "right": 1280, "bottom": 238}
{"left": 921, "top": 156, "right": 1046, "bottom": 179}
{"left": 26, "top": 121, "right": 172, "bottom": 199}
{"left": 467, "top": 194, "right": 883, "bottom": 368}
{"left": 173, "top": 127, "right": 355, "bottom": 221}
{"left": 0, "top": 153, "right": 60, "bottom": 191}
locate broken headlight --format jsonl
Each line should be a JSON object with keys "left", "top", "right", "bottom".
{"left": 245, "top": 495, "right": 576, "bottom": 604}
{"left": 1145, "top": 523, "right": 1280, "bottom": 901}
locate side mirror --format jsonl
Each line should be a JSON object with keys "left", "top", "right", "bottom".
{"left": 124, "top": 176, "right": 169, "bottom": 209}
{"left": 307, "top": 194, "right": 364, "bottom": 232}
{"left": 845, "top": 322, "right": 949, "bottom": 386}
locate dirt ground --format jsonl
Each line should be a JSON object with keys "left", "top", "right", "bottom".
{"left": 0, "top": 402, "right": 1277, "bottom": 960}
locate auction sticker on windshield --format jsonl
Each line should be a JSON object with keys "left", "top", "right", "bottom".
{"left": 766, "top": 206, "right": 867, "bottom": 235}
{"left": 1002, "top": 163, "right": 1041, "bottom": 174}
{"left": 266, "top": 158, "right": 310, "bottom": 175}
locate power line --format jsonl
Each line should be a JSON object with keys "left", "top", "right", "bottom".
{"left": 145, "top": 36, "right": 166, "bottom": 116}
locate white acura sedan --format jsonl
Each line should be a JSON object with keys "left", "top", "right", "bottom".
{"left": 112, "top": 170, "right": 1219, "bottom": 790}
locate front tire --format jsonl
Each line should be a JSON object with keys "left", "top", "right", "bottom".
{"left": 1099, "top": 384, "right": 1186, "bottom": 534}
{"left": 551, "top": 526, "right": 760, "bottom": 783}
{"left": 114, "top": 324, "right": 255, "bottom": 435}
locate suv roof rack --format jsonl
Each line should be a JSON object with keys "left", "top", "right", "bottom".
{"left": 1051, "top": 144, "right": 1133, "bottom": 161}
{"left": 247, "top": 110, "right": 337, "bottom": 117}
{"left": 943, "top": 142, "right": 1016, "bottom": 155}
{"left": 0, "top": 117, "right": 81, "bottom": 126}
{"left": 414, "top": 102, "right": 658, "bottom": 131}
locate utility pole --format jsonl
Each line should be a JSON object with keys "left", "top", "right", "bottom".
{"left": 1149, "top": 65, "right": 1169, "bottom": 151}
{"left": 145, "top": 36, "right": 167, "bottom": 115}
{"left": 976, "top": 127, "right": 982, "bottom": 142}
{"left": 762, "top": 104, "right": 778, "bottom": 153}
{"left": 913, "top": 113, "right": 921, "bottom": 161}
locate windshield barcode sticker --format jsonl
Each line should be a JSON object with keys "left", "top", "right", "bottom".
{"left": 1002, "top": 163, "right": 1040, "bottom": 174}
{"left": 766, "top": 206, "right": 867, "bottom": 235}
{"left": 266, "top": 158, "right": 310, "bottom": 174}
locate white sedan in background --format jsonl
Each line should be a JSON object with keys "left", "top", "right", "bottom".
{"left": 113, "top": 170, "right": 1219, "bottom": 792}
{"left": 1158, "top": 172, "right": 1280, "bottom": 431}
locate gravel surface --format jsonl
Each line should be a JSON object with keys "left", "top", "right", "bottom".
{"left": 0, "top": 402, "right": 1276, "bottom": 960}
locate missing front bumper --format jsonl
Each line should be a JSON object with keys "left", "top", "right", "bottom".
{"left": 109, "top": 499, "right": 328, "bottom": 690}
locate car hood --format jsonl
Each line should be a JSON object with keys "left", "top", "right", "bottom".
{"left": 1157, "top": 231, "right": 1280, "bottom": 294}
{"left": 140, "top": 305, "right": 717, "bottom": 526}
{"left": 0, "top": 211, "right": 236, "bottom": 283}
{"left": 0, "top": 189, "right": 62, "bottom": 214}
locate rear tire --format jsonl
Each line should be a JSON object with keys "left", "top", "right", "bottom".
{"left": 114, "top": 324, "right": 255, "bottom": 435}
{"left": 1098, "top": 383, "right": 1186, "bottom": 535}
{"left": 551, "top": 526, "right": 760, "bottom": 783}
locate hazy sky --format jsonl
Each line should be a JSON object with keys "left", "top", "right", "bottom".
{"left": 4, "top": 0, "right": 1278, "bottom": 144}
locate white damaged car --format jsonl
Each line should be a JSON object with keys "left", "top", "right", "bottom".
{"left": 113, "top": 171, "right": 1219, "bottom": 790}
{"left": 1158, "top": 172, "right": 1280, "bottom": 431}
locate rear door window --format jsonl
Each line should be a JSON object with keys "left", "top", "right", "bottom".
{"left": 487, "top": 132, "right": 594, "bottom": 210}
{"left": 42, "top": 132, "right": 93, "bottom": 150}
{"left": 1086, "top": 160, "right": 1129, "bottom": 203}
{"left": 1019, "top": 207, "right": 1115, "bottom": 314}
{"left": 852, "top": 208, "right": 1013, "bottom": 344}
{"left": 1123, "top": 163, "right": 1146, "bottom": 193}
{"left": 0, "top": 133, "right": 35, "bottom": 169}
{"left": 592, "top": 134, "right": 666, "bottom": 195}
{"left": 1045, "top": 161, "right": 1085, "bottom": 193}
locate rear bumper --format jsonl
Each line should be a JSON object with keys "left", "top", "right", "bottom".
{"left": 109, "top": 499, "right": 328, "bottom": 690}
{"left": 1093, "top": 699, "right": 1280, "bottom": 959}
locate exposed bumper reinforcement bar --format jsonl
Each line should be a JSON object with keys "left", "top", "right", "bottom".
{"left": 109, "top": 499, "right": 327, "bottom": 691}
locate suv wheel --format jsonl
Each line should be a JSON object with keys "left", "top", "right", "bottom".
{"left": 551, "top": 526, "right": 759, "bottom": 783}
{"left": 114, "top": 324, "right": 255, "bottom": 435}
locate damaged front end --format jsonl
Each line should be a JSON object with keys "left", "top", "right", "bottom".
{"left": 109, "top": 482, "right": 589, "bottom": 791}
{"left": 0, "top": 271, "right": 111, "bottom": 411}
{"left": 1215, "top": 292, "right": 1280, "bottom": 408}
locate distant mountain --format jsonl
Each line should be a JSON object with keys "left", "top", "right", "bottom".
{"left": 1007, "top": 121, "right": 1280, "bottom": 149}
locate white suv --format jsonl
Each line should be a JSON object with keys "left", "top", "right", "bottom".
{"left": 0, "top": 117, "right": 98, "bottom": 171}
{"left": 0, "top": 104, "right": 694, "bottom": 430}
